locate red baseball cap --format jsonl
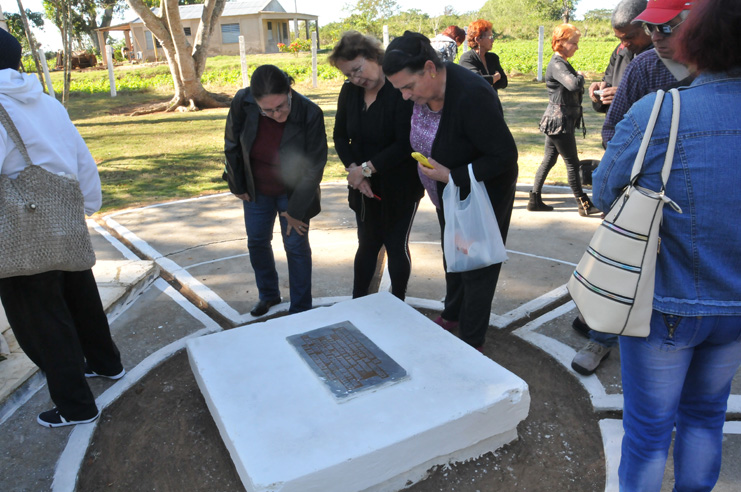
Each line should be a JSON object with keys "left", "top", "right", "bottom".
{"left": 633, "top": 0, "right": 693, "bottom": 24}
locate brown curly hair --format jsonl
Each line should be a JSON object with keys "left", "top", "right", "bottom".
{"left": 327, "top": 30, "right": 384, "bottom": 67}
{"left": 466, "top": 19, "right": 493, "bottom": 49}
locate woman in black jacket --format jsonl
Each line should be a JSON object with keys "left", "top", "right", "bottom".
{"left": 529, "top": 24, "right": 599, "bottom": 216}
{"left": 458, "top": 19, "right": 508, "bottom": 92}
{"left": 329, "top": 31, "right": 423, "bottom": 300}
{"left": 224, "top": 65, "right": 327, "bottom": 316}
{"left": 383, "top": 31, "right": 518, "bottom": 351}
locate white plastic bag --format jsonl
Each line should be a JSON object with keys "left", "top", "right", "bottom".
{"left": 443, "top": 164, "right": 508, "bottom": 272}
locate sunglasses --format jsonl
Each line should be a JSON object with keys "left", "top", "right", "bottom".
{"left": 643, "top": 18, "right": 685, "bottom": 37}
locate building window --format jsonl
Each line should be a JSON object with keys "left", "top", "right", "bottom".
{"left": 145, "top": 31, "right": 161, "bottom": 49}
{"left": 282, "top": 23, "right": 288, "bottom": 41}
{"left": 221, "top": 23, "right": 240, "bottom": 44}
{"left": 184, "top": 27, "right": 191, "bottom": 36}
{"left": 267, "top": 21, "right": 274, "bottom": 42}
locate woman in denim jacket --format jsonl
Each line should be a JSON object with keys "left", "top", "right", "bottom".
{"left": 592, "top": 1, "right": 741, "bottom": 489}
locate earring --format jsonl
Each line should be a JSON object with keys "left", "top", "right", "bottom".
{"left": 431, "top": 72, "right": 436, "bottom": 79}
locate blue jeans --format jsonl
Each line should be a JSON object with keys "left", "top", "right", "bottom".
{"left": 619, "top": 311, "right": 741, "bottom": 492}
{"left": 590, "top": 330, "right": 618, "bottom": 348}
{"left": 243, "top": 193, "right": 312, "bottom": 313}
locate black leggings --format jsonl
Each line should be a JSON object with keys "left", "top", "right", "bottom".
{"left": 353, "top": 197, "right": 419, "bottom": 300}
{"left": 533, "top": 132, "right": 584, "bottom": 197}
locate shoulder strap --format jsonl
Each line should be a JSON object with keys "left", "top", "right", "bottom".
{"left": 628, "top": 88, "right": 681, "bottom": 191}
{"left": 661, "top": 88, "right": 681, "bottom": 189}
{"left": 630, "top": 89, "right": 665, "bottom": 180}
{"left": 0, "top": 102, "right": 34, "bottom": 169}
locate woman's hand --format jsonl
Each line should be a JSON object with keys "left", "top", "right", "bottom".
{"left": 280, "top": 211, "right": 309, "bottom": 236}
{"left": 234, "top": 192, "right": 251, "bottom": 201}
{"left": 419, "top": 157, "right": 451, "bottom": 183}
{"left": 347, "top": 165, "right": 366, "bottom": 189}
{"left": 492, "top": 71, "right": 502, "bottom": 84}
{"left": 357, "top": 178, "right": 374, "bottom": 198}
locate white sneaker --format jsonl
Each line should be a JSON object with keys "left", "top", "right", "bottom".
{"left": 571, "top": 341, "right": 611, "bottom": 375}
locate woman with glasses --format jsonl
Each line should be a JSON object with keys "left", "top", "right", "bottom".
{"left": 458, "top": 19, "right": 508, "bottom": 92}
{"left": 224, "top": 64, "right": 327, "bottom": 316}
{"left": 529, "top": 23, "right": 599, "bottom": 216}
{"left": 328, "top": 31, "right": 423, "bottom": 300}
{"left": 383, "top": 31, "right": 518, "bottom": 351}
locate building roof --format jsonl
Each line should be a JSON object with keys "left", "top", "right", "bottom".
{"left": 127, "top": 1, "right": 288, "bottom": 25}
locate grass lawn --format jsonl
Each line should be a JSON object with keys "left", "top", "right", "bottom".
{"left": 66, "top": 69, "right": 607, "bottom": 213}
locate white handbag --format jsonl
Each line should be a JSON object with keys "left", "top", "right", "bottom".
{"left": 567, "top": 88, "right": 682, "bottom": 337}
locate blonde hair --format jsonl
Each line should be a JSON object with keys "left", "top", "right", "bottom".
{"left": 551, "top": 23, "right": 581, "bottom": 53}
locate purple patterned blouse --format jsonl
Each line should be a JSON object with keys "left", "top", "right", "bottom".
{"left": 410, "top": 102, "right": 443, "bottom": 208}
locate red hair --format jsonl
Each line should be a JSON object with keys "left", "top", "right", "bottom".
{"left": 467, "top": 19, "right": 493, "bottom": 49}
{"left": 675, "top": 0, "right": 741, "bottom": 72}
{"left": 551, "top": 23, "right": 581, "bottom": 53}
{"left": 441, "top": 25, "right": 466, "bottom": 45}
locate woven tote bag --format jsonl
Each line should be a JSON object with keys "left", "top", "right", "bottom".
{"left": 0, "top": 104, "right": 96, "bottom": 279}
{"left": 567, "top": 89, "right": 681, "bottom": 337}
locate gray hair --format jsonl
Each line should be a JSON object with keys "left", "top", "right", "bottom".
{"left": 612, "top": 0, "right": 648, "bottom": 29}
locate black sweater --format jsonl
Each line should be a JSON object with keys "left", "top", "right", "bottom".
{"left": 430, "top": 63, "right": 519, "bottom": 238}
{"left": 333, "top": 79, "right": 423, "bottom": 218}
{"left": 459, "top": 49, "right": 508, "bottom": 91}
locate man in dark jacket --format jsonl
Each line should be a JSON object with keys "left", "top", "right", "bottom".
{"left": 589, "top": 0, "right": 653, "bottom": 115}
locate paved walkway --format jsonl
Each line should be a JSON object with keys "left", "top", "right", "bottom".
{"left": 1, "top": 183, "right": 739, "bottom": 491}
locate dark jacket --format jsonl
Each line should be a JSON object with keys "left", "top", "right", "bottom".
{"left": 333, "top": 79, "right": 423, "bottom": 220}
{"left": 224, "top": 88, "right": 327, "bottom": 221}
{"left": 431, "top": 62, "right": 519, "bottom": 240}
{"left": 458, "top": 49, "right": 508, "bottom": 91}
{"left": 539, "top": 54, "right": 584, "bottom": 136}
{"left": 592, "top": 42, "right": 652, "bottom": 113}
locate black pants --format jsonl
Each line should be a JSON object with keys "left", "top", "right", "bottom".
{"left": 533, "top": 132, "right": 584, "bottom": 197}
{"left": 353, "top": 196, "right": 419, "bottom": 300}
{"left": 436, "top": 208, "right": 505, "bottom": 348}
{"left": 0, "top": 269, "right": 123, "bottom": 420}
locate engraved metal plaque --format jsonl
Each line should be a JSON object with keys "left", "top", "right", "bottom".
{"left": 287, "top": 321, "right": 407, "bottom": 399}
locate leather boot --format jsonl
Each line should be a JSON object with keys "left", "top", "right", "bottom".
{"left": 527, "top": 191, "right": 553, "bottom": 211}
{"left": 576, "top": 193, "right": 600, "bottom": 217}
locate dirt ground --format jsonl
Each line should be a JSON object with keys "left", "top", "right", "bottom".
{"left": 78, "top": 318, "right": 606, "bottom": 492}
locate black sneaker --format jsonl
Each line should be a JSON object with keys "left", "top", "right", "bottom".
{"left": 84, "top": 362, "right": 126, "bottom": 380}
{"left": 37, "top": 408, "right": 99, "bottom": 428}
{"left": 571, "top": 316, "right": 591, "bottom": 338}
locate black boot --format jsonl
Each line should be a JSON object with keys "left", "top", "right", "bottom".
{"left": 576, "top": 193, "right": 600, "bottom": 217}
{"left": 527, "top": 191, "right": 554, "bottom": 211}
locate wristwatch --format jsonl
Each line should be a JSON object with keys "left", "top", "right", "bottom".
{"left": 361, "top": 162, "right": 372, "bottom": 178}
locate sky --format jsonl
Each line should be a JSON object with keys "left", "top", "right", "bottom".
{"left": 0, "top": 0, "right": 619, "bottom": 52}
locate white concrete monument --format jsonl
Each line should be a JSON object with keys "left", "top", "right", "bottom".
{"left": 187, "top": 292, "right": 530, "bottom": 492}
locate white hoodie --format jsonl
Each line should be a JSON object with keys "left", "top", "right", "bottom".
{"left": 0, "top": 69, "right": 101, "bottom": 214}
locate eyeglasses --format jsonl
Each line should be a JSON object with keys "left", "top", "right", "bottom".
{"left": 480, "top": 35, "right": 494, "bottom": 40}
{"left": 643, "top": 18, "right": 686, "bottom": 37}
{"left": 258, "top": 93, "right": 292, "bottom": 116}
{"left": 345, "top": 58, "right": 366, "bottom": 81}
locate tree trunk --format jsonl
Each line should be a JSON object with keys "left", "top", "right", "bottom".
{"left": 15, "top": 0, "right": 47, "bottom": 94}
{"left": 62, "top": 0, "right": 71, "bottom": 106}
{"left": 126, "top": 0, "right": 229, "bottom": 112}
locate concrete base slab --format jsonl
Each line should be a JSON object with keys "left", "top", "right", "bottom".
{"left": 187, "top": 292, "right": 530, "bottom": 492}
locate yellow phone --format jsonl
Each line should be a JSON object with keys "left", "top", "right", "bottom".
{"left": 411, "top": 152, "right": 433, "bottom": 169}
